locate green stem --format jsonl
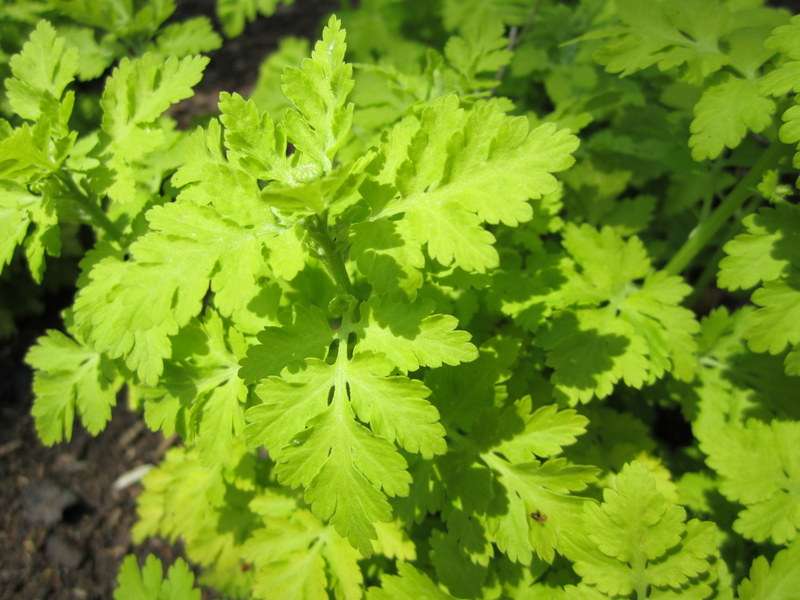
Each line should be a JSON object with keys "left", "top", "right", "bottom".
{"left": 685, "top": 192, "right": 762, "bottom": 306}
{"left": 56, "top": 172, "right": 122, "bottom": 242}
{"left": 307, "top": 214, "right": 356, "bottom": 298}
{"left": 492, "top": 0, "right": 542, "bottom": 87}
{"left": 664, "top": 141, "right": 787, "bottom": 277}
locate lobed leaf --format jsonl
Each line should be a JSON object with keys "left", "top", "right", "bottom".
{"left": 690, "top": 76, "right": 775, "bottom": 161}
{"left": 372, "top": 96, "right": 578, "bottom": 273}
{"left": 246, "top": 348, "right": 452, "bottom": 555}
{"left": 114, "top": 555, "right": 200, "bottom": 600}
{"left": 5, "top": 20, "right": 79, "bottom": 122}
{"left": 563, "top": 461, "right": 717, "bottom": 596}
{"left": 26, "top": 326, "right": 122, "bottom": 444}
{"left": 281, "top": 15, "right": 354, "bottom": 173}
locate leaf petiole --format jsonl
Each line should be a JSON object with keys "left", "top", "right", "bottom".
{"left": 664, "top": 140, "right": 789, "bottom": 277}
{"left": 55, "top": 171, "right": 123, "bottom": 243}
{"left": 306, "top": 213, "right": 357, "bottom": 299}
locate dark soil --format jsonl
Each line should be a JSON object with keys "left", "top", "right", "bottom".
{"left": 0, "top": 2, "right": 337, "bottom": 598}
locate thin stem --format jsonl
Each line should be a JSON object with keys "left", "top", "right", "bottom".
{"left": 685, "top": 192, "right": 762, "bottom": 306}
{"left": 56, "top": 172, "right": 122, "bottom": 242}
{"left": 306, "top": 214, "right": 356, "bottom": 298}
{"left": 492, "top": 0, "right": 542, "bottom": 86}
{"left": 664, "top": 141, "right": 788, "bottom": 276}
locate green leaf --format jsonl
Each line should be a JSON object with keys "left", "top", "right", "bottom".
{"left": 718, "top": 203, "right": 800, "bottom": 374}
{"left": 563, "top": 461, "right": 717, "bottom": 597}
{"left": 590, "top": 0, "right": 731, "bottom": 85}
{"left": 354, "top": 295, "right": 478, "bottom": 373}
{"left": 346, "top": 353, "right": 447, "bottom": 458}
{"left": 102, "top": 53, "right": 208, "bottom": 140}
{"left": 246, "top": 343, "right": 450, "bottom": 554}
{"left": 284, "top": 400, "right": 409, "bottom": 557}
{"left": 25, "top": 324, "right": 122, "bottom": 445}
{"left": 0, "top": 121, "right": 64, "bottom": 181}
{"left": 74, "top": 193, "right": 288, "bottom": 383}
{"left": 218, "top": 91, "right": 288, "bottom": 181}
{"left": 216, "top": 0, "right": 292, "bottom": 37}
{"left": 142, "top": 312, "right": 249, "bottom": 465}
{"left": 239, "top": 305, "right": 334, "bottom": 384}
{"left": 281, "top": 15, "right": 354, "bottom": 172}
{"left": 368, "top": 562, "right": 454, "bottom": 600}
{"left": 54, "top": 0, "right": 174, "bottom": 36}
{"left": 760, "top": 15, "right": 800, "bottom": 97}
{"left": 153, "top": 17, "right": 222, "bottom": 58}
{"left": 718, "top": 204, "right": 799, "bottom": 291}
{"left": 748, "top": 279, "right": 800, "bottom": 358}
{"left": 430, "top": 528, "right": 488, "bottom": 597}
{"left": 373, "top": 96, "right": 578, "bottom": 273}
{"left": 0, "top": 182, "right": 37, "bottom": 272}
{"left": 100, "top": 52, "right": 208, "bottom": 203}
{"left": 56, "top": 25, "right": 118, "bottom": 81}
{"left": 492, "top": 398, "right": 590, "bottom": 463}
{"left": 535, "top": 225, "right": 698, "bottom": 403}
{"left": 699, "top": 419, "right": 800, "bottom": 544}
{"left": 350, "top": 215, "right": 425, "bottom": 299}
{"left": 242, "top": 508, "right": 362, "bottom": 600}
{"left": 738, "top": 539, "right": 800, "bottom": 600}
{"left": 443, "top": 16, "right": 511, "bottom": 93}
{"left": 132, "top": 445, "right": 230, "bottom": 547}
{"left": 481, "top": 450, "right": 598, "bottom": 564}
{"left": 4, "top": 20, "right": 79, "bottom": 122}
{"left": 114, "top": 555, "right": 201, "bottom": 600}
{"left": 689, "top": 76, "right": 775, "bottom": 161}
{"left": 250, "top": 36, "right": 310, "bottom": 118}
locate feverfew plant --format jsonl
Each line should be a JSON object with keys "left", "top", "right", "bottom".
{"left": 3, "top": 0, "right": 799, "bottom": 598}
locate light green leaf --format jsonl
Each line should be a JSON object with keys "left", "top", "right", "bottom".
{"left": 591, "top": 0, "right": 731, "bottom": 85}
{"left": 738, "top": 539, "right": 800, "bottom": 600}
{"left": 0, "top": 122, "right": 63, "bottom": 181}
{"left": 250, "top": 36, "right": 310, "bottom": 118}
{"left": 74, "top": 198, "right": 280, "bottom": 384}
{"left": 563, "top": 461, "right": 717, "bottom": 596}
{"left": 718, "top": 203, "right": 800, "bottom": 374}
{"left": 350, "top": 215, "right": 424, "bottom": 299}
{"left": 699, "top": 419, "right": 800, "bottom": 544}
{"left": 239, "top": 305, "right": 334, "bottom": 384}
{"left": 102, "top": 53, "right": 208, "bottom": 140}
{"left": 218, "top": 91, "right": 288, "bottom": 181}
{"left": 281, "top": 15, "right": 354, "bottom": 172}
{"left": 153, "top": 17, "right": 222, "bottom": 58}
{"left": 367, "top": 562, "right": 454, "bottom": 600}
{"left": 5, "top": 20, "right": 79, "bottom": 122}
{"left": 0, "top": 182, "right": 36, "bottom": 271}
{"left": 114, "top": 555, "right": 201, "bottom": 600}
{"left": 690, "top": 76, "right": 775, "bottom": 161}
{"left": 374, "top": 95, "right": 577, "bottom": 273}
{"left": 718, "top": 205, "right": 798, "bottom": 291}
{"left": 26, "top": 326, "right": 122, "bottom": 445}
{"left": 282, "top": 402, "right": 409, "bottom": 556}
{"left": 354, "top": 295, "right": 478, "bottom": 372}
{"left": 493, "top": 398, "right": 589, "bottom": 463}
{"left": 246, "top": 343, "right": 450, "bottom": 554}
{"left": 483, "top": 452, "right": 598, "bottom": 564}
{"left": 346, "top": 353, "right": 447, "bottom": 458}
{"left": 760, "top": 14, "right": 800, "bottom": 96}
{"left": 748, "top": 279, "right": 800, "bottom": 359}
{"left": 241, "top": 508, "right": 362, "bottom": 600}
{"left": 216, "top": 0, "right": 292, "bottom": 37}
{"left": 100, "top": 52, "right": 208, "bottom": 203}
{"left": 535, "top": 225, "right": 698, "bottom": 402}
